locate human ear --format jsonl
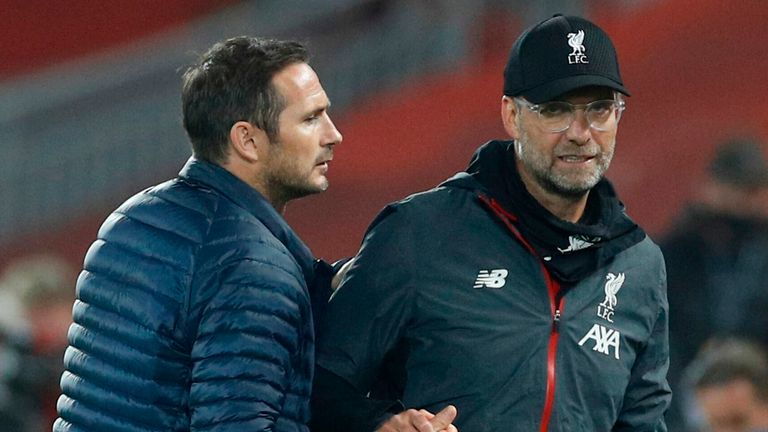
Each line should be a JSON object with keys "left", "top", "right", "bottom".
{"left": 500, "top": 96, "right": 520, "bottom": 139}
{"left": 228, "top": 121, "right": 268, "bottom": 163}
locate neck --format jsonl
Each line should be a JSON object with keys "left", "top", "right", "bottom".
{"left": 221, "top": 159, "right": 287, "bottom": 215}
{"left": 516, "top": 160, "right": 589, "bottom": 223}
{"left": 264, "top": 193, "right": 288, "bottom": 215}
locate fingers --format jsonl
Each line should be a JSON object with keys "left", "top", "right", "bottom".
{"left": 429, "top": 405, "right": 458, "bottom": 430}
{"left": 376, "top": 409, "right": 434, "bottom": 432}
{"left": 375, "top": 406, "right": 458, "bottom": 432}
{"left": 412, "top": 410, "right": 435, "bottom": 432}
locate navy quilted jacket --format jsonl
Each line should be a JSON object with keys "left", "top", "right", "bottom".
{"left": 55, "top": 158, "right": 326, "bottom": 431}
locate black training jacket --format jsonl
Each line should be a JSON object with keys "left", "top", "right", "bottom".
{"left": 314, "top": 141, "right": 670, "bottom": 431}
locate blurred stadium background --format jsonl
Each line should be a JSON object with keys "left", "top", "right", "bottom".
{"left": 2, "top": 0, "right": 767, "bottom": 270}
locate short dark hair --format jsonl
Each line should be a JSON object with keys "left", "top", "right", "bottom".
{"left": 181, "top": 37, "right": 309, "bottom": 163}
{"left": 688, "top": 339, "right": 768, "bottom": 402}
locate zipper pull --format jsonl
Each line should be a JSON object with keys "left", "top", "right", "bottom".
{"left": 553, "top": 309, "right": 561, "bottom": 331}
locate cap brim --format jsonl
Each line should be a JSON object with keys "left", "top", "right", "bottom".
{"left": 520, "top": 75, "right": 630, "bottom": 103}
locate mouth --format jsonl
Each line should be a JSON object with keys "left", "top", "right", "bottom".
{"left": 315, "top": 158, "right": 332, "bottom": 172}
{"left": 315, "top": 154, "right": 333, "bottom": 166}
{"left": 557, "top": 155, "right": 596, "bottom": 164}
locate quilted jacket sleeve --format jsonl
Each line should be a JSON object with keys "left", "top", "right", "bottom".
{"left": 189, "top": 257, "right": 306, "bottom": 431}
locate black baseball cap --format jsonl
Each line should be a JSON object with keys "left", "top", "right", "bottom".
{"left": 503, "top": 14, "right": 630, "bottom": 103}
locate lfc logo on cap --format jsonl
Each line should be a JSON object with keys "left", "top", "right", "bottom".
{"left": 567, "top": 30, "right": 589, "bottom": 64}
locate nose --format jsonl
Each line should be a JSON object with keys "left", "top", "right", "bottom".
{"left": 564, "top": 109, "right": 591, "bottom": 145}
{"left": 324, "top": 115, "right": 343, "bottom": 147}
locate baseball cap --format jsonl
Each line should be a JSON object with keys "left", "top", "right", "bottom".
{"left": 503, "top": 14, "right": 630, "bottom": 103}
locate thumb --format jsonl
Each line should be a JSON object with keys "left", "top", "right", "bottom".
{"left": 429, "top": 405, "right": 457, "bottom": 429}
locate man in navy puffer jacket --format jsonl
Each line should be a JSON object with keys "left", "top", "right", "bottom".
{"left": 54, "top": 36, "right": 342, "bottom": 431}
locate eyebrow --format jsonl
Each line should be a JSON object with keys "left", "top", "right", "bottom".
{"left": 308, "top": 100, "right": 331, "bottom": 116}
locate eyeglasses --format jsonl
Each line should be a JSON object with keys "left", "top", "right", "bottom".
{"left": 515, "top": 97, "right": 626, "bottom": 133}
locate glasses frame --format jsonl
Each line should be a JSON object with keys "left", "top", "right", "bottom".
{"left": 515, "top": 93, "right": 626, "bottom": 133}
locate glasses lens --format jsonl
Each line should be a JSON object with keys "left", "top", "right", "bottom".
{"left": 587, "top": 100, "right": 621, "bottom": 131}
{"left": 537, "top": 102, "right": 573, "bottom": 132}
{"left": 528, "top": 99, "right": 624, "bottom": 132}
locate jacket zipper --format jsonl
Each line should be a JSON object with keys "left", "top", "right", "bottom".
{"left": 479, "top": 196, "right": 564, "bottom": 432}
{"left": 539, "top": 271, "right": 563, "bottom": 432}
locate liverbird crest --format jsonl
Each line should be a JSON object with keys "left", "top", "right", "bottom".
{"left": 567, "top": 30, "right": 586, "bottom": 55}
{"left": 600, "top": 272, "right": 625, "bottom": 309}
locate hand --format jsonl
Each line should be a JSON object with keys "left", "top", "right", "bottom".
{"left": 417, "top": 407, "right": 458, "bottom": 432}
{"left": 376, "top": 405, "right": 458, "bottom": 432}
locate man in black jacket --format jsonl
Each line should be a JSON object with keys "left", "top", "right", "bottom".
{"left": 313, "top": 14, "right": 670, "bottom": 432}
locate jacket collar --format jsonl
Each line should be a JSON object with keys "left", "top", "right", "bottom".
{"left": 442, "top": 140, "right": 645, "bottom": 283}
{"left": 178, "top": 157, "right": 315, "bottom": 285}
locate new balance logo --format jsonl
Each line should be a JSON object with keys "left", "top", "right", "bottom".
{"left": 473, "top": 269, "right": 508, "bottom": 289}
{"left": 578, "top": 323, "right": 621, "bottom": 359}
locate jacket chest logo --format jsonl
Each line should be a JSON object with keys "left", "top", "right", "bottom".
{"left": 473, "top": 269, "right": 508, "bottom": 289}
{"left": 578, "top": 272, "right": 626, "bottom": 360}
{"left": 578, "top": 324, "right": 621, "bottom": 359}
{"left": 597, "top": 272, "right": 624, "bottom": 322}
